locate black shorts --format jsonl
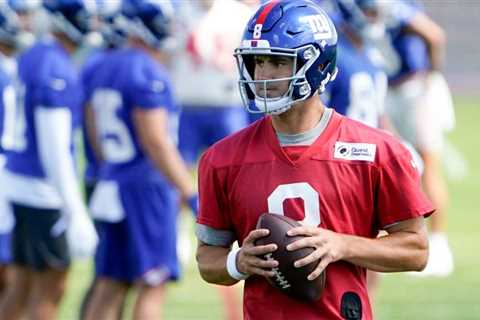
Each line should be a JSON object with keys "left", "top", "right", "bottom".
{"left": 12, "top": 203, "right": 70, "bottom": 271}
{"left": 85, "top": 180, "right": 97, "bottom": 204}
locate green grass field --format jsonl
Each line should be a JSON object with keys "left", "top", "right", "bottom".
{"left": 59, "top": 96, "right": 480, "bottom": 319}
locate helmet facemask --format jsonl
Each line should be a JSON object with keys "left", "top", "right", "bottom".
{"left": 234, "top": 44, "right": 322, "bottom": 115}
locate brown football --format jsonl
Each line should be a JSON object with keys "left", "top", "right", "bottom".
{"left": 255, "top": 213, "right": 326, "bottom": 301}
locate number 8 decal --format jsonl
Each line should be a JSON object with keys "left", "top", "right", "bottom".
{"left": 253, "top": 24, "right": 262, "bottom": 39}
{"left": 267, "top": 182, "right": 320, "bottom": 227}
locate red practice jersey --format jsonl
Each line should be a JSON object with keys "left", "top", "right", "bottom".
{"left": 198, "top": 111, "right": 434, "bottom": 320}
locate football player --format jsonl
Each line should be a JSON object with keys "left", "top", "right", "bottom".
{"left": 78, "top": 2, "right": 125, "bottom": 319}
{"left": 6, "top": 0, "right": 40, "bottom": 32}
{"left": 172, "top": 0, "right": 252, "bottom": 167}
{"left": 323, "top": 0, "right": 406, "bottom": 305}
{"left": 0, "top": 1, "right": 98, "bottom": 319}
{"left": 80, "top": 0, "right": 126, "bottom": 209}
{"left": 0, "top": 2, "right": 24, "bottom": 299}
{"left": 195, "top": 1, "right": 433, "bottom": 319}
{"left": 171, "top": 2, "right": 253, "bottom": 319}
{"left": 83, "top": 1, "right": 197, "bottom": 319}
{"left": 382, "top": 0, "right": 454, "bottom": 277}
{"left": 322, "top": 0, "right": 388, "bottom": 129}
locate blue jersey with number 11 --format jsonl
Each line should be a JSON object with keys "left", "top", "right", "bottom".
{"left": 88, "top": 47, "right": 178, "bottom": 184}
{"left": 4, "top": 39, "right": 82, "bottom": 178}
{"left": 0, "top": 56, "right": 16, "bottom": 156}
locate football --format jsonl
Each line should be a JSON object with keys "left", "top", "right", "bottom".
{"left": 255, "top": 213, "right": 326, "bottom": 301}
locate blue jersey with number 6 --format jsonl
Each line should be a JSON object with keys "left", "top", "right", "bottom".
{"left": 88, "top": 47, "right": 178, "bottom": 183}
{"left": 324, "top": 35, "right": 386, "bottom": 129}
{"left": 81, "top": 48, "right": 111, "bottom": 184}
{"left": 4, "top": 39, "right": 82, "bottom": 178}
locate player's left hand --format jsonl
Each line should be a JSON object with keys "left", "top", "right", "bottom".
{"left": 286, "top": 226, "right": 346, "bottom": 280}
{"left": 66, "top": 209, "right": 99, "bottom": 259}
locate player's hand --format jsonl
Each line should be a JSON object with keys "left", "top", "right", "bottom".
{"left": 237, "top": 229, "right": 279, "bottom": 278}
{"left": 66, "top": 210, "right": 99, "bottom": 259}
{"left": 286, "top": 226, "right": 346, "bottom": 280}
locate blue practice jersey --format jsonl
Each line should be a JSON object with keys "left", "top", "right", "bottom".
{"left": 324, "top": 35, "right": 387, "bottom": 128}
{"left": 88, "top": 47, "right": 179, "bottom": 184}
{"left": 80, "top": 48, "right": 111, "bottom": 183}
{"left": 4, "top": 39, "right": 83, "bottom": 178}
{"left": 0, "top": 55, "right": 17, "bottom": 156}
{"left": 389, "top": 33, "right": 430, "bottom": 83}
{"left": 386, "top": 0, "right": 430, "bottom": 82}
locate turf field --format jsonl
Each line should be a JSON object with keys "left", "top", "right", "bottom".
{"left": 59, "top": 96, "right": 480, "bottom": 319}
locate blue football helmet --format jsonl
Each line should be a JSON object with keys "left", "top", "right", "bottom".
{"left": 234, "top": 0, "right": 338, "bottom": 115}
{"left": 95, "top": 0, "right": 127, "bottom": 47}
{"left": 121, "top": 0, "right": 174, "bottom": 49}
{"left": 0, "top": 3, "right": 23, "bottom": 47}
{"left": 43, "top": 0, "right": 100, "bottom": 44}
{"left": 8, "top": 0, "right": 41, "bottom": 12}
{"left": 335, "top": 0, "right": 386, "bottom": 42}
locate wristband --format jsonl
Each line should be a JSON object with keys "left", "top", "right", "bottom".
{"left": 226, "top": 247, "right": 249, "bottom": 281}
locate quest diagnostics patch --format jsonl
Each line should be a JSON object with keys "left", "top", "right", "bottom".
{"left": 334, "top": 142, "right": 377, "bottom": 162}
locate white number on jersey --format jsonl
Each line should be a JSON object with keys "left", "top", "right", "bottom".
{"left": 92, "top": 89, "right": 135, "bottom": 163}
{"left": 347, "top": 72, "right": 386, "bottom": 128}
{"left": 267, "top": 182, "right": 320, "bottom": 227}
{"left": 1, "top": 83, "right": 27, "bottom": 152}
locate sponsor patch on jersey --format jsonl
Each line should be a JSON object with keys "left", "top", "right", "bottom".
{"left": 334, "top": 142, "right": 377, "bottom": 162}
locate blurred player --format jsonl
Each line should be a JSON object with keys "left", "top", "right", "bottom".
{"left": 382, "top": 0, "right": 454, "bottom": 277}
{"left": 0, "top": 1, "right": 98, "bottom": 319}
{"left": 83, "top": 1, "right": 197, "bottom": 319}
{"left": 322, "top": 0, "right": 394, "bottom": 306}
{"left": 171, "top": 1, "right": 253, "bottom": 319}
{"left": 196, "top": 1, "right": 433, "bottom": 319}
{"left": 323, "top": 0, "right": 387, "bottom": 129}
{"left": 0, "top": 2, "right": 24, "bottom": 300}
{"left": 7, "top": 0, "right": 40, "bottom": 34}
{"left": 173, "top": 0, "right": 252, "bottom": 166}
{"left": 78, "top": 2, "right": 125, "bottom": 319}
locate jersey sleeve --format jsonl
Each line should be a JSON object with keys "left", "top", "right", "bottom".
{"left": 36, "top": 62, "right": 81, "bottom": 111}
{"left": 395, "top": 35, "right": 430, "bottom": 72}
{"left": 197, "top": 149, "right": 233, "bottom": 231}
{"left": 130, "top": 60, "right": 174, "bottom": 110}
{"left": 375, "top": 146, "right": 434, "bottom": 228}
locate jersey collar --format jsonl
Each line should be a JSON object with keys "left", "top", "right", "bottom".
{"left": 263, "top": 110, "right": 343, "bottom": 167}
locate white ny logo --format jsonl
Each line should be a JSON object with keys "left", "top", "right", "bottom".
{"left": 299, "top": 14, "right": 333, "bottom": 40}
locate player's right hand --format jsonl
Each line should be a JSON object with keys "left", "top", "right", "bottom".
{"left": 66, "top": 210, "right": 99, "bottom": 259}
{"left": 237, "top": 229, "right": 278, "bottom": 278}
